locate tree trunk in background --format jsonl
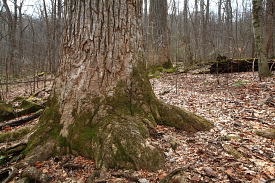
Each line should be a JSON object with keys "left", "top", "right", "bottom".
{"left": 265, "top": 0, "right": 275, "bottom": 58}
{"left": 51, "top": 0, "right": 62, "bottom": 73}
{"left": 217, "top": 0, "right": 222, "bottom": 54}
{"left": 194, "top": 0, "right": 199, "bottom": 61}
{"left": 18, "top": 1, "right": 24, "bottom": 63}
{"left": 143, "top": 0, "right": 149, "bottom": 67}
{"left": 25, "top": 0, "right": 213, "bottom": 172}
{"left": 225, "top": 0, "right": 233, "bottom": 57}
{"left": 199, "top": 0, "right": 206, "bottom": 61}
{"left": 183, "top": 0, "right": 192, "bottom": 64}
{"left": 2, "top": 0, "right": 17, "bottom": 75}
{"left": 148, "top": 0, "right": 172, "bottom": 68}
{"left": 252, "top": 0, "right": 272, "bottom": 79}
{"left": 205, "top": 0, "right": 210, "bottom": 59}
{"left": 42, "top": 0, "right": 51, "bottom": 72}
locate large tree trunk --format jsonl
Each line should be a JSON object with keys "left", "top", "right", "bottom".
{"left": 24, "top": 0, "right": 213, "bottom": 172}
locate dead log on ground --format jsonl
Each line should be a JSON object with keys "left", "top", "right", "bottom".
{"left": 0, "top": 110, "right": 42, "bottom": 131}
{"left": 209, "top": 55, "right": 275, "bottom": 74}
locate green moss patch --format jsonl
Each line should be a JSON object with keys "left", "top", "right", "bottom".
{"left": 222, "top": 144, "right": 243, "bottom": 159}
{"left": 148, "top": 66, "right": 176, "bottom": 79}
{"left": 0, "top": 102, "right": 14, "bottom": 122}
{"left": 224, "top": 134, "right": 242, "bottom": 141}
{"left": 24, "top": 95, "right": 61, "bottom": 156}
{"left": 148, "top": 71, "right": 161, "bottom": 79}
{"left": 5, "top": 144, "right": 27, "bottom": 154}
{"left": 0, "top": 126, "right": 35, "bottom": 143}
{"left": 37, "top": 72, "right": 46, "bottom": 77}
{"left": 153, "top": 100, "right": 213, "bottom": 131}
{"left": 12, "top": 96, "right": 25, "bottom": 102}
{"left": 233, "top": 80, "right": 249, "bottom": 87}
{"left": 16, "top": 100, "right": 43, "bottom": 116}
{"left": 255, "top": 129, "right": 275, "bottom": 139}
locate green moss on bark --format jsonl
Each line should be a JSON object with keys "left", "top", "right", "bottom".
{"left": 64, "top": 76, "right": 163, "bottom": 171}
{"left": 88, "top": 116, "right": 164, "bottom": 171}
{"left": 24, "top": 62, "right": 212, "bottom": 172}
{"left": 24, "top": 94, "right": 61, "bottom": 156}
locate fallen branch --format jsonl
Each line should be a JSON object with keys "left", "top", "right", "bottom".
{"left": 63, "top": 163, "right": 84, "bottom": 170}
{"left": 0, "top": 167, "right": 18, "bottom": 183}
{"left": 209, "top": 56, "right": 275, "bottom": 74}
{"left": 0, "top": 110, "right": 42, "bottom": 131}
{"left": 266, "top": 178, "right": 275, "bottom": 183}
{"left": 111, "top": 172, "right": 139, "bottom": 182}
{"left": 21, "top": 166, "right": 50, "bottom": 182}
{"left": 159, "top": 168, "right": 186, "bottom": 183}
{"left": 265, "top": 97, "right": 275, "bottom": 107}
{"left": 0, "top": 78, "right": 53, "bottom": 86}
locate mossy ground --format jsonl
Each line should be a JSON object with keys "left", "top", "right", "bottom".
{"left": 148, "top": 66, "right": 176, "bottom": 79}
{"left": 0, "top": 126, "right": 35, "bottom": 143}
{"left": 0, "top": 102, "right": 14, "bottom": 121}
{"left": 16, "top": 100, "right": 43, "bottom": 116}
{"left": 255, "top": 129, "right": 275, "bottom": 139}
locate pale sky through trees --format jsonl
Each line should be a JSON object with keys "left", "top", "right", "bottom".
{"left": 6, "top": 0, "right": 42, "bottom": 15}
{"left": 6, "top": 0, "right": 251, "bottom": 17}
{"left": 142, "top": 0, "right": 250, "bottom": 15}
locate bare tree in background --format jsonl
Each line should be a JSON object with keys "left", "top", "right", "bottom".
{"left": 143, "top": 0, "right": 149, "bottom": 64}
{"left": 199, "top": 0, "right": 205, "bottom": 61}
{"left": 265, "top": 0, "right": 275, "bottom": 58}
{"left": 252, "top": 0, "right": 272, "bottom": 79}
{"left": 0, "top": 0, "right": 63, "bottom": 101}
{"left": 42, "top": 0, "right": 62, "bottom": 73}
{"left": 148, "top": 0, "right": 172, "bottom": 68}
{"left": 182, "top": 0, "right": 192, "bottom": 64}
{"left": 2, "top": 0, "right": 17, "bottom": 75}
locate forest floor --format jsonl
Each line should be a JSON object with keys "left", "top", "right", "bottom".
{"left": 1, "top": 71, "right": 275, "bottom": 182}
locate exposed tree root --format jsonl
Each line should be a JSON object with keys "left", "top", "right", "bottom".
{"left": 15, "top": 140, "right": 56, "bottom": 169}
{"left": 0, "top": 167, "right": 18, "bottom": 183}
{"left": 159, "top": 168, "right": 186, "bottom": 183}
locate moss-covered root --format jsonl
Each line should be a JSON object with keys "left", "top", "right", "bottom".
{"left": 255, "top": 129, "right": 275, "bottom": 139}
{"left": 159, "top": 168, "right": 186, "bottom": 183}
{"left": 70, "top": 116, "right": 165, "bottom": 172}
{"left": 16, "top": 140, "right": 56, "bottom": 169}
{"left": 0, "top": 126, "right": 35, "bottom": 143}
{"left": 153, "top": 101, "right": 213, "bottom": 131}
{"left": 24, "top": 117, "right": 165, "bottom": 172}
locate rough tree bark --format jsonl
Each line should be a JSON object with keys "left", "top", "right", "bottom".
{"left": 24, "top": 0, "right": 213, "bottom": 172}
{"left": 252, "top": 0, "right": 272, "bottom": 78}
